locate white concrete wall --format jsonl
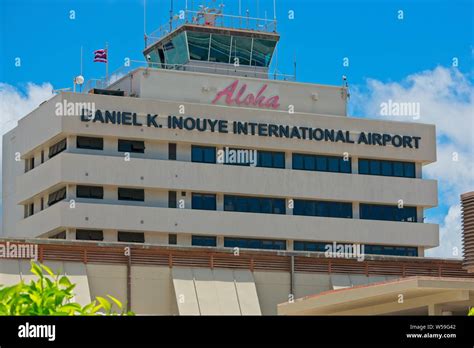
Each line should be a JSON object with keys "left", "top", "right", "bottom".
{"left": 3, "top": 73, "right": 438, "bottom": 253}
{"left": 17, "top": 202, "right": 439, "bottom": 248}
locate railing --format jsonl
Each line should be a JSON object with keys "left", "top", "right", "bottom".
{"left": 146, "top": 10, "right": 277, "bottom": 48}
{"left": 2, "top": 239, "right": 472, "bottom": 278}
{"left": 82, "top": 59, "right": 295, "bottom": 93}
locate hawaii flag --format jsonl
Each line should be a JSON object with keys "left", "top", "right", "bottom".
{"left": 93, "top": 48, "right": 107, "bottom": 63}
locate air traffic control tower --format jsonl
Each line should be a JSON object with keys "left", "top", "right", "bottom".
{"left": 142, "top": 6, "right": 279, "bottom": 79}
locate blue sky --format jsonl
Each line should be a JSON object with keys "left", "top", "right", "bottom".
{"left": 1, "top": 0, "right": 472, "bottom": 86}
{"left": 0, "top": 0, "right": 473, "bottom": 257}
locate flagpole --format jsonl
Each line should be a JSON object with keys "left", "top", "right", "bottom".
{"left": 80, "top": 46, "right": 83, "bottom": 92}
{"left": 105, "top": 42, "right": 109, "bottom": 85}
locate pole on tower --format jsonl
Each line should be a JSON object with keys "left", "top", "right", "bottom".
{"left": 144, "top": 0, "right": 147, "bottom": 48}
{"left": 169, "top": 0, "right": 174, "bottom": 32}
{"left": 105, "top": 42, "right": 109, "bottom": 84}
{"left": 80, "top": 46, "right": 83, "bottom": 76}
{"left": 273, "top": 0, "right": 277, "bottom": 31}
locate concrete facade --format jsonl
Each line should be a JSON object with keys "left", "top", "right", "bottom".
{"left": 2, "top": 67, "right": 438, "bottom": 257}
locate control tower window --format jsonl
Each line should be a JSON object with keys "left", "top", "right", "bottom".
{"left": 187, "top": 31, "right": 211, "bottom": 61}
{"left": 209, "top": 34, "right": 231, "bottom": 63}
{"left": 230, "top": 36, "right": 252, "bottom": 66}
{"left": 163, "top": 32, "right": 188, "bottom": 66}
{"left": 251, "top": 39, "right": 276, "bottom": 67}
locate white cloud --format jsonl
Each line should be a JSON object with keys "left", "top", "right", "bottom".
{"left": 0, "top": 82, "right": 54, "bottom": 232}
{"left": 350, "top": 66, "right": 474, "bottom": 259}
{"left": 430, "top": 204, "right": 463, "bottom": 259}
{"left": 0, "top": 82, "right": 55, "bottom": 134}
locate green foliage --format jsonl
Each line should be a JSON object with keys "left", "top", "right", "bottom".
{"left": 469, "top": 307, "right": 474, "bottom": 316}
{"left": 0, "top": 261, "right": 133, "bottom": 316}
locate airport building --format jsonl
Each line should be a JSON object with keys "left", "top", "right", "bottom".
{"left": 2, "top": 13, "right": 439, "bottom": 256}
{"left": 2, "top": 8, "right": 472, "bottom": 315}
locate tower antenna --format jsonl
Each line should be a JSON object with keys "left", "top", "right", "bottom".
{"left": 169, "top": 0, "right": 174, "bottom": 32}
{"left": 144, "top": 0, "right": 147, "bottom": 48}
{"left": 293, "top": 51, "right": 297, "bottom": 81}
{"left": 273, "top": 0, "right": 277, "bottom": 31}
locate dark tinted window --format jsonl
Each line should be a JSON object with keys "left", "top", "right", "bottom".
{"left": 294, "top": 241, "right": 328, "bottom": 252}
{"left": 192, "top": 235, "right": 216, "bottom": 247}
{"left": 359, "top": 159, "right": 369, "bottom": 174}
{"left": 118, "top": 231, "right": 145, "bottom": 243}
{"left": 224, "top": 195, "right": 286, "bottom": 215}
{"left": 169, "top": 234, "right": 177, "bottom": 245}
{"left": 293, "top": 153, "right": 351, "bottom": 173}
{"left": 49, "top": 138, "right": 67, "bottom": 158}
{"left": 118, "top": 188, "right": 145, "bottom": 201}
{"left": 118, "top": 139, "right": 145, "bottom": 153}
{"left": 360, "top": 203, "right": 417, "bottom": 222}
{"left": 77, "top": 136, "right": 103, "bottom": 150}
{"left": 365, "top": 244, "right": 418, "bottom": 257}
{"left": 257, "top": 151, "right": 285, "bottom": 169}
{"left": 192, "top": 145, "right": 216, "bottom": 163}
{"left": 169, "top": 143, "right": 177, "bottom": 160}
{"left": 168, "top": 191, "right": 177, "bottom": 208}
{"left": 76, "top": 185, "right": 103, "bottom": 199}
{"left": 49, "top": 231, "right": 66, "bottom": 239}
{"left": 359, "top": 159, "right": 416, "bottom": 178}
{"left": 192, "top": 193, "right": 216, "bottom": 210}
{"left": 76, "top": 229, "right": 103, "bottom": 241}
{"left": 294, "top": 200, "right": 352, "bottom": 218}
{"left": 224, "top": 237, "right": 286, "bottom": 250}
{"left": 48, "top": 187, "right": 66, "bottom": 206}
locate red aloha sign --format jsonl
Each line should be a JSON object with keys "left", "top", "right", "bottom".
{"left": 211, "top": 80, "right": 280, "bottom": 109}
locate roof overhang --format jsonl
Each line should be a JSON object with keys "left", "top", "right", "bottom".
{"left": 278, "top": 276, "right": 474, "bottom": 315}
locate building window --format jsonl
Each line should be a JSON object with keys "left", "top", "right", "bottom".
{"left": 118, "top": 188, "right": 145, "bottom": 201}
{"left": 76, "top": 229, "right": 103, "bottom": 241}
{"left": 118, "top": 231, "right": 145, "bottom": 243}
{"left": 293, "top": 241, "right": 328, "bottom": 252}
{"left": 192, "top": 145, "right": 216, "bottom": 163}
{"left": 192, "top": 193, "right": 216, "bottom": 210}
{"left": 40, "top": 197, "right": 44, "bottom": 211}
{"left": 192, "top": 235, "right": 217, "bottom": 247}
{"left": 360, "top": 203, "right": 417, "bottom": 222}
{"left": 358, "top": 159, "right": 416, "bottom": 178}
{"left": 224, "top": 237, "right": 286, "bottom": 250}
{"left": 293, "top": 241, "right": 418, "bottom": 257}
{"left": 293, "top": 200, "right": 353, "bottom": 218}
{"left": 169, "top": 143, "right": 177, "bottom": 160}
{"left": 364, "top": 245, "right": 418, "bottom": 257}
{"left": 224, "top": 195, "right": 286, "bottom": 214}
{"left": 49, "top": 231, "right": 66, "bottom": 239}
{"left": 41, "top": 150, "right": 44, "bottom": 164}
{"left": 257, "top": 151, "right": 285, "bottom": 169}
{"left": 49, "top": 138, "right": 67, "bottom": 158}
{"left": 48, "top": 187, "right": 66, "bottom": 206}
{"left": 77, "top": 136, "right": 104, "bottom": 150}
{"left": 118, "top": 139, "right": 145, "bottom": 153}
{"left": 29, "top": 157, "right": 35, "bottom": 170}
{"left": 76, "top": 185, "right": 104, "bottom": 199}
{"left": 169, "top": 233, "right": 177, "bottom": 245}
{"left": 29, "top": 203, "right": 34, "bottom": 216}
{"left": 292, "top": 153, "right": 351, "bottom": 173}
{"left": 169, "top": 191, "right": 177, "bottom": 208}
